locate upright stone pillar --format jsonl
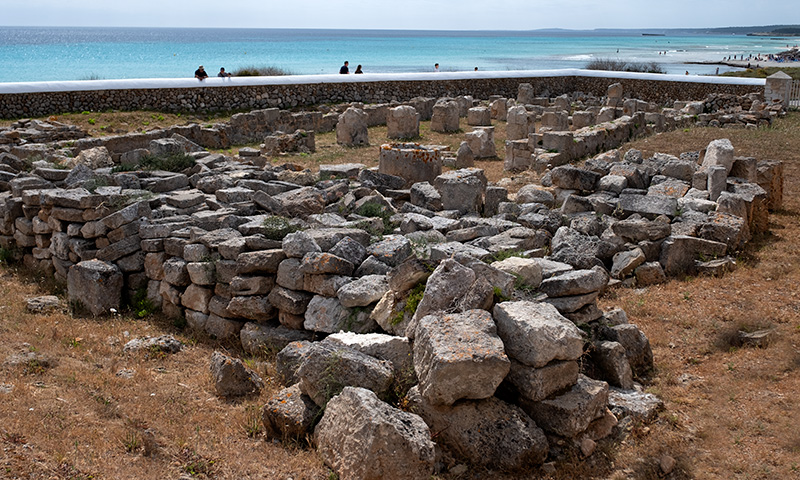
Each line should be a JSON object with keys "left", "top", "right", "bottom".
{"left": 765, "top": 71, "right": 792, "bottom": 107}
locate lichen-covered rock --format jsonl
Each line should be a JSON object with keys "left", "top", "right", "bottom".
{"left": 262, "top": 384, "right": 321, "bottom": 441}
{"left": 296, "top": 342, "right": 394, "bottom": 407}
{"left": 413, "top": 310, "right": 509, "bottom": 405}
{"left": 210, "top": 351, "right": 264, "bottom": 397}
{"left": 406, "top": 386, "right": 548, "bottom": 470}
{"left": 315, "top": 387, "right": 435, "bottom": 480}
{"left": 67, "top": 259, "right": 123, "bottom": 316}
{"left": 493, "top": 301, "right": 584, "bottom": 368}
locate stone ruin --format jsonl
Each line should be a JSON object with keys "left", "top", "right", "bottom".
{"left": 0, "top": 83, "right": 787, "bottom": 478}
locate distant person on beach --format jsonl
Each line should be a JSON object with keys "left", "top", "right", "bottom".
{"left": 685, "top": 71, "right": 689, "bottom": 75}
{"left": 716, "top": 67, "right": 720, "bottom": 75}
{"left": 354, "top": 64, "right": 363, "bottom": 74}
{"left": 339, "top": 61, "right": 349, "bottom": 74}
{"left": 194, "top": 65, "right": 208, "bottom": 80}
{"left": 474, "top": 67, "right": 478, "bottom": 71}
{"left": 434, "top": 63, "right": 439, "bottom": 72}
{"left": 218, "top": 67, "right": 232, "bottom": 78}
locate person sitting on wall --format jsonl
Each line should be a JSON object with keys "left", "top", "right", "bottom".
{"left": 339, "top": 61, "right": 349, "bottom": 74}
{"left": 354, "top": 64, "right": 363, "bottom": 74}
{"left": 218, "top": 67, "right": 232, "bottom": 78}
{"left": 195, "top": 65, "right": 209, "bottom": 80}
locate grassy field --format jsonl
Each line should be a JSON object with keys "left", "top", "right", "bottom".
{"left": 0, "top": 110, "right": 798, "bottom": 479}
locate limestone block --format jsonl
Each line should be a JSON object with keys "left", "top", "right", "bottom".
{"left": 210, "top": 351, "right": 264, "bottom": 397}
{"left": 66, "top": 259, "right": 122, "bottom": 316}
{"left": 239, "top": 322, "right": 313, "bottom": 355}
{"left": 430, "top": 100, "right": 460, "bottom": 133}
{"left": 600, "top": 323, "right": 654, "bottom": 378}
{"left": 503, "top": 359, "right": 580, "bottom": 402}
{"left": 379, "top": 143, "right": 443, "bottom": 187}
{"left": 336, "top": 107, "right": 369, "bottom": 146}
{"left": 491, "top": 256, "right": 544, "bottom": 289}
{"left": 324, "top": 331, "right": 412, "bottom": 374}
{"left": 492, "top": 301, "right": 584, "bottom": 368}
{"left": 181, "top": 284, "right": 213, "bottom": 313}
{"left": 433, "top": 168, "right": 485, "bottom": 214}
{"left": 337, "top": 274, "right": 389, "bottom": 308}
{"left": 503, "top": 139, "right": 532, "bottom": 171}
{"left": 315, "top": 387, "right": 435, "bottom": 480}
{"left": 406, "top": 386, "right": 548, "bottom": 470}
{"left": 522, "top": 375, "right": 609, "bottom": 438}
{"left": 701, "top": 138, "right": 734, "bottom": 174}
{"left": 467, "top": 106, "right": 491, "bottom": 126}
{"left": 297, "top": 343, "right": 394, "bottom": 407}
{"left": 262, "top": 384, "right": 321, "bottom": 441}
{"left": 507, "top": 106, "right": 535, "bottom": 140}
{"left": 303, "top": 295, "right": 376, "bottom": 333}
{"left": 387, "top": 105, "right": 420, "bottom": 139}
{"left": 413, "top": 310, "right": 509, "bottom": 405}
{"left": 539, "top": 267, "right": 608, "bottom": 298}
{"left": 592, "top": 341, "right": 634, "bottom": 389}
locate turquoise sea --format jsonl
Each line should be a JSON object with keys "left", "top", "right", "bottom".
{"left": 0, "top": 27, "right": 793, "bottom": 83}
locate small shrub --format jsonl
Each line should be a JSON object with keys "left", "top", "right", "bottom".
{"left": 130, "top": 288, "right": 157, "bottom": 319}
{"left": 356, "top": 202, "right": 395, "bottom": 235}
{"left": 392, "top": 283, "right": 425, "bottom": 326}
{"left": 585, "top": 58, "right": 665, "bottom": 74}
{"left": 262, "top": 215, "right": 300, "bottom": 240}
{"left": 489, "top": 249, "right": 524, "bottom": 263}
{"left": 232, "top": 65, "right": 293, "bottom": 77}
{"left": 242, "top": 405, "right": 262, "bottom": 438}
{"left": 0, "top": 246, "right": 21, "bottom": 265}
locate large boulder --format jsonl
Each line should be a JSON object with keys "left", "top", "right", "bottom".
{"left": 315, "top": 387, "right": 435, "bottom": 480}
{"left": 413, "top": 310, "right": 509, "bottom": 405}
{"left": 336, "top": 107, "right": 369, "bottom": 146}
{"left": 430, "top": 100, "right": 460, "bottom": 133}
{"left": 701, "top": 138, "right": 735, "bottom": 174}
{"left": 521, "top": 375, "right": 609, "bottom": 438}
{"left": 296, "top": 342, "right": 394, "bottom": 407}
{"left": 406, "top": 386, "right": 548, "bottom": 470}
{"left": 262, "top": 384, "right": 321, "bottom": 441}
{"left": 539, "top": 267, "right": 608, "bottom": 298}
{"left": 492, "top": 301, "right": 584, "bottom": 368}
{"left": 408, "top": 259, "right": 475, "bottom": 338}
{"left": 386, "top": 105, "right": 420, "bottom": 139}
{"left": 433, "top": 168, "right": 486, "bottom": 214}
{"left": 67, "top": 260, "right": 123, "bottom": 316}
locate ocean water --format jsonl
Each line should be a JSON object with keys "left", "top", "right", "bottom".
{"left": 0, "top": 26, "right": 791, "bottom": 83}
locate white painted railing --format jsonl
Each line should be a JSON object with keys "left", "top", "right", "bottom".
{"left": 0, "top": 69, "right": 767, "bottom": 95}
{"left": 790, "top": 79, "right": 800, "bottom": 110}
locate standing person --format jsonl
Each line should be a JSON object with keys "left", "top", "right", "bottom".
{"left": 218, "top": 67, "right": 232, "bottom": 78}
{"left": 339, "top": 61, "right": 349, "bottom": 74}
{"left": 194, "top": 65, "right": 208, "bottom": 80}
{"left": 434, "top": 63, "right": 440, "bottom": 72}
{"left": 354, "top": 64, "right": 363, "bottom": 74}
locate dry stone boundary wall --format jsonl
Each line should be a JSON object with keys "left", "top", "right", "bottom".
{"left": 0, "top": 71, "right": 764, "bottom": 119}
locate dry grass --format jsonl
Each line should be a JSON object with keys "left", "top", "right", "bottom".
{"left": 1, "top": 109, "right": 799, "bottom": 479}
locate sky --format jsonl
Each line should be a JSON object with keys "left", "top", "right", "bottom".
{"left": 3, "top": 0, "right": 799, "bottom": 31}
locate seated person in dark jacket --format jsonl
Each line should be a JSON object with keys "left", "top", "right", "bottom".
{"left": 195, "top": 65, "right": 208, "bottom": 80}
{"left": 339, "top": 61, "right": 349, "bottom": 74}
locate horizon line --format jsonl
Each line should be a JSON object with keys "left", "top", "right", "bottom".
{"left": 2, "top": 24, "right": 799, "bottom": 32}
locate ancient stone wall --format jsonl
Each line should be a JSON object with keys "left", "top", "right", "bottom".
{"left": 0, "top": 73, "right": 763, "bottom": 119}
